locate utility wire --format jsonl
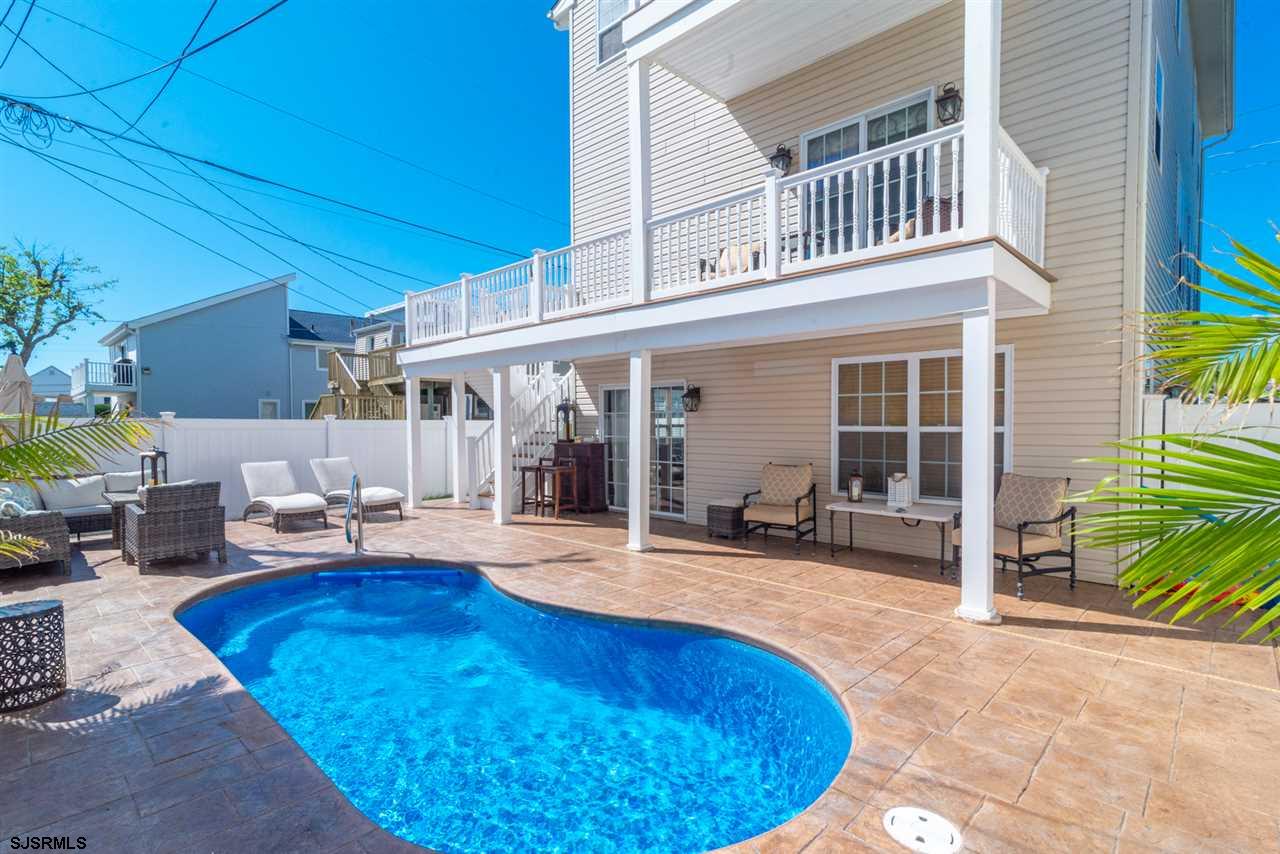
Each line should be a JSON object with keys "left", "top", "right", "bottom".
{"left": 29, "top": 1, "right": 568, "bottom": 227}
{"left": 0, "top": 0, "right": 30, "bottom": 68}
{"left": 9, "top": 28, "right": 382, "bottom": 311}
{"left": 17, "top": 145, "right": 354, "bottom": 315}
{"left": 0, "top": 1, "right": 17, "bottom": 31}
{"left": 0, "top": 134, "right": 435, "bottom": 288}
{"left": 4, "top": 0, "right": 289, "bottom": 100}
{"left": 1, "top": 92, "right": 528, "bottom": 259}
{"left": 1206, "top": 137, "right": 1280, "bottom": 159}
{"left": 123, "top": 0, "right": 217, "bottom": 134}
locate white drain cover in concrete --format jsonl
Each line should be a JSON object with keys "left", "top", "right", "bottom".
{"left": 882, "top": 806, "right": 962, "bottom": 853}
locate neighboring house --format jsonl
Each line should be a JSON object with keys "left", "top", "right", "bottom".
{"left": 71, "top": 274, "right": 364, "bottom": 419}
{"left": 29, "top": 365, "right": 71, "bottom": 398}
{"left": 395, "top": 0, "right": 1232, "bottom": 621}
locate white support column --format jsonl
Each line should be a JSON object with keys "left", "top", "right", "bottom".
{"left": 628, "top": 59, "right": 653, "bottom": 305}
{"left": 762, "top": 167, "right": 782, "bottom": 279}
{"left": 449, "top": 373, "right": 469, "bottom": 504}
{"left": 530, "top": 249, "right": 546, "bottom": 324}
{"left": 405, "top": 376, "right": 425, "bottom": 509}
{"left": 626, "top": 349, "right": 652, "bottom": 551}
{"left": 962, "top": 0, "right": 1002, "bottom": 238}
{"left": 957, "top": 278, "right": 999, "bottom": 624}
{"left": 491, "top": 365, "right": 513, "bottom": 525}
{"left": 459, "top": 274, "right": 473, "bottom": 336}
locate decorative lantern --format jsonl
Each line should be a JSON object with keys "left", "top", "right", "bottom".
{"left": 887, "top": 472, "right": 913, "bottom": 511}
{"left": 555, "top": 401, "right": 576, "bottom": 442}
{"left": 768, "top": 144, "right": 793, "bottom": 175}
{"left": 140, "top": 446, "right": 168, "bottom": 487}
{"left": 681, "top": 385, "right": 701, "bottom": 413}
{"left": 935, "top": 83, "right": 963, "bottom": 126}
{"left": 846, "top": 473, "right": 864, "bottom": 503}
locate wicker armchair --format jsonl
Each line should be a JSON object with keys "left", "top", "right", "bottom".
{"left": 0, "top": 512, "right": 71, "bottom": 576}
{"left": 124, "top": 482, "right": 226, "bottom": 574}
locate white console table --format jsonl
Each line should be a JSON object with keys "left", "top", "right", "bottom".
{"left": 825, "top": 499, "right": 956, "bottom": 577}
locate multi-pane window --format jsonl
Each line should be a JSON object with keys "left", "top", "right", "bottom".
{"left": 868, "top": 100, "right": 929, "bottom": 239}
{"left": 597, "top": 0, "right": 626, "bottom": 64}
{"left": 833, "top": 350, "right": 1012, "bottom": 501}
{"left": 602, "top": 384, "right": 686, "bottom": 518}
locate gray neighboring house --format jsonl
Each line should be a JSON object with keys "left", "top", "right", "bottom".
{"left": 71, "top": 274, "right": 363, "bottom": 418}
{"left": 29, "top": 365, "right": 71, "bottom": 398}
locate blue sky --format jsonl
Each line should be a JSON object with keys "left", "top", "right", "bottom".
{"left": 0, "top": 0, "right": 1274, "bottom": 372}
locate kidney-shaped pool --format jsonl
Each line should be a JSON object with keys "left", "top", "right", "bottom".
{"left": 178, "top": 567, "right": 851, "bottom": 853}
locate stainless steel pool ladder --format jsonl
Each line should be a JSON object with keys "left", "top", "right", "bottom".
{"left": 345, "top": 473, "right": 365, "bottom": 555}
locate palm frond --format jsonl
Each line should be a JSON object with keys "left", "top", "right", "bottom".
{"left": 1141, "top": 235, "right": 1280, "bottom": 405}
{"left": 0, "top": 528, "right": 45, "bottom": 562}
{"left": 0, "top": 409, "right": 152, "bottom": 486}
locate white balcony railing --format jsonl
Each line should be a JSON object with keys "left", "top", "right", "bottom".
{"left": 70, "top": 359, "right": 135, "bottom": 397}
{"left": 405, "top": 124, "right": 1046, "bottom": 346}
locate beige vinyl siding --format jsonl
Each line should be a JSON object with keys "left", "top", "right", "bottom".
{"left": 569, "top": 0, "right": 629, "bottom": 240}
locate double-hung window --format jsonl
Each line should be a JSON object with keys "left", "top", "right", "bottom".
{"left": 832, "top": 349, "right": 1011, "bottom": 501}
{"left": 597, "top": 0, "right": 626, "bottom": 64}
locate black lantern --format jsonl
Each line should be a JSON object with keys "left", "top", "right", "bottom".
{"left": 681, "top": 385, "right": 701, "bottom": 413}
{"left": 140, "top": 446, "right": 168, "bottom": 487}
{"left": 555, "top": 400, "right": 576, "bottom": 442}
{"left": 935, "top": 83, "right": 963, "bottom": 126}
{"left": 767, "top": 144, "right": 792, "bottom": 175}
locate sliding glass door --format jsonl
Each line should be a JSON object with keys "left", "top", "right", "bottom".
{"left": 601, "top": 383, "right": 686, "bottom": 519}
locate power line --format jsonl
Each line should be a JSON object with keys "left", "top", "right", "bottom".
{"left": 6, "top": 30, "right": 377, "bottom": 312}
{"left": 1209, "top": 157, "right": 1280, "bottom": 176}
{"left": 2, "top": 0, "right": 289, "bottom": 100}
{"left": 0, "top": 134, "right": 435, "bottom": 288}
{"left": 29, "top": 1, "right": 568, "bottom": 227}
{"left": 17, "top": 145, "right": 354, "bottom": 315}
{"left": 123, "top": 0, "right": 218, "bottom": 134}
{"left": 0, "top": 94, "right": 529, "bottom": 259}
{"left": 0, "top": 0, "right": 30, "bottom": 68}
{"left": 1207, "top": 137, "right": 1280, "bottom": 159}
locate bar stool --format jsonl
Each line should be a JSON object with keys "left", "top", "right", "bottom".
{"left": 544, "top": 457, "right": 581, "bottom": 519}
{"left": 519, "top": 461, "right": 546, "bottom": 515}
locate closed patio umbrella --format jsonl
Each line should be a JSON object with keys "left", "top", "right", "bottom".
{"left": 0, "top": 354, "right": 34, "bottom": 414}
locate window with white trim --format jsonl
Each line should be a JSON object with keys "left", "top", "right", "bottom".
{"left": 832, "top": 349, "right": 1011, "bottom": 501}
{"left": 258, "top": 399, "right": 280, "bottom": 420}
{"left": 597, "top": 0, "right": 626, "bottom": 64}
{"left": 316, "top": 347, "right": 332, "bottom": 371}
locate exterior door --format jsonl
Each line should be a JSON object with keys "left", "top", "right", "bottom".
{"left": 601, "top": 383, "right": 686, "bottom": 519}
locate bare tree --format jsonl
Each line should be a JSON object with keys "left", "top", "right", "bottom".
{"left": 0, "top": 241, "right": 110, "bottom": 364}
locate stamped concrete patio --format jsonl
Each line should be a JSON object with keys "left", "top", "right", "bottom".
{"left": 1, "top": 504, "right": 1278, "bottom": 853}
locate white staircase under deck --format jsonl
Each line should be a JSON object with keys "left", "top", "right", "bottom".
{"left": 468, "top": 364, "right": 575, "bottom": 510}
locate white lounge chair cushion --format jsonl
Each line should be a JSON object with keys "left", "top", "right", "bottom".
{"left": 326, "top": 486, "right": 404, "bottom": 505}
{"left": 242, "top": 461, "right": 302, "bottom": 500}
{"left": 257, "top": 493, "right": 328, "bottom": 515}
{"left": 309, "top": 457, "right": 356, "bottom": 496}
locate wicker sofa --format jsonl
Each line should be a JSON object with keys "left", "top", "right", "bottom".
{"left": 2, "top": 472, "right": 145, "bottom": 540}
{"left": 124, "top": 481, "right": 226, "bottom": 574}
{"left": 0, "top": 511, "right": 71, "bottom": 576}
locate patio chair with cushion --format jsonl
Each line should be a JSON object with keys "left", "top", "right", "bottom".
{"left": 951, "top": 473, "right": 1076, "bottom": 599}
{"left": 309, "top": 457, "right": 405, "bottom": 519}
{"left": 743, "top": 462, "right": 817, "bottom": 552}
{"left": 0, "top": 510, "right": 71, "bottom": 576}
{"left": 124, "top": 481, "right": 226, "bottom": 573}
{"left": 240, "top": 461, "right": 328, "bottom": 532}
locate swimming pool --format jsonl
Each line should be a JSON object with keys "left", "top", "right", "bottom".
{"left": 178, "top": 567, "right": 851, "bottom": 853}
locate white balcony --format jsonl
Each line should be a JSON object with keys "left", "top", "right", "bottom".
{"left": 404, "top": 124, "right": 1046, "bottom": 349}
{"left": 70, "top": 359, "right": 136, "bottom": 398}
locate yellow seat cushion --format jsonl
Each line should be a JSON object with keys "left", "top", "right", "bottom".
{"left": 744, "top": 500, "right": 812, "bottom": 527}
{"left": 953, "top": 525, "right": 1062, "bottom": 558}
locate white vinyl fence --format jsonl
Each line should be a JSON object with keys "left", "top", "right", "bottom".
{"left": 1142, "top": 395, "right": 1280, "bottom": 439}
{"left": 87, "top": 415, "right": 487, "bottom": 520}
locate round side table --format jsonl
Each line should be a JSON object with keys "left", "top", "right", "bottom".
{"left": 0, "top": 600, "right": 67, "bottom": 712}
{"left": 706, "top": 498, "right": 745, "bottom": 540}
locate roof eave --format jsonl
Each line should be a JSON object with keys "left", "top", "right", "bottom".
{"left": 1189, "top": 0, "right": 1235, "bottom": 137}
{"left": 548, "top": 0, "right": 574, "bottom": 30}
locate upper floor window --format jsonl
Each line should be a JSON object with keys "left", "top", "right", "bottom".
{"left": 1153, "top": 54, "right": 1164, "bottom": 169}
{"left": 597, "top": 0, "right": 626, "bottom": 65}
{"left": 1174, "top": 0, "right": 1182, "bottom": 44}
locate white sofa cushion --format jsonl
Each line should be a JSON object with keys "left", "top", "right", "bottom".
{"left": 36, "top": 476, "right": 106, "bottom": 511}
{"left": 104, "top": 471, "right": 143, "bottom": 492}
{"left": 59, "top": 504, "right": 112, "bottom": 518}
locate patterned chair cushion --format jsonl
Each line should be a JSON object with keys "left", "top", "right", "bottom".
{"left": 993, "top": 473, "right": 1069, "bottom": 536}
{"left": 759, "top": 463, "right": 813, "bottom": 505}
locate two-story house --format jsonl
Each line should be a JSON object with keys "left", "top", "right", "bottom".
{"left": 72, "top": 274, "right": 365, "bottom": 419}
{"left": 395, "top": 0, "right": 1233, "bottom": 624}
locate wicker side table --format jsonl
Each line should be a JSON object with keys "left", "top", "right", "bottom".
{"left": 706, "top": 498, "right": 745, "bottom": 539}
{"left": 0, "top": 600, "right": 66, "bottom": 712}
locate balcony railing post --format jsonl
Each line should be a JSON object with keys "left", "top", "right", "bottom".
{"left": 460, "top": 273, "right": 472, "bottom": 337}
{"left": 762, "top": 167, "right": 782, "bottom": 280}
{"left": 530, "top": 249, "right": 545, "bottom": 323}
{"left": 628, "top": 59, "right": 653, "bottom": 305}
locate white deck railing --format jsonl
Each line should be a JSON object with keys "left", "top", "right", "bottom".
{"left": 70, "top": 359, "right": 135, "bottom": 396}
{"left": 405, "top": 123, "right": 1046, "bottom": 346}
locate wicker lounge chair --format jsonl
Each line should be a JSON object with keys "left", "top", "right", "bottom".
{"left": 952, "top": 473, "right": 1076, "bottom": 599}
{"left": 124, "top": 481, "right": 226, "bottom": 573}
{"left": 743, "top": 462, "right": 817, "bottom": 553}
{"left": 309, "top": 457, "right": 405, "bottom": 519}
{"left": 240, "top": 462, "right": 328, "bottom": 532}
{"left": 0, "top": 511, "right": 71, "bottom": 576}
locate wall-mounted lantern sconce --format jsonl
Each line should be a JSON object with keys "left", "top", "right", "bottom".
{"left": 935, "top": 82, "right": 963, "bottom": 126}
{"left": 681, "top": 385, "right": 701, "bottom": 413}
{"left": 768, "top": 144, "right": 792, "bottom": 175}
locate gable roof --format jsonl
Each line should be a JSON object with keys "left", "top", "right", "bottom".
{"left": 30, "top": 365, "right": 70, "bottom": 379}
{"left": 99, "top": 274, "right": 296, "bottom": 345}
{"left": 287, "top": 309, "right": 362, "bottom": 344}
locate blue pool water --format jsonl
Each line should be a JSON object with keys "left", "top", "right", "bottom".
{"left": 178, "top": 567, "right": 851, "bottom": 853}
